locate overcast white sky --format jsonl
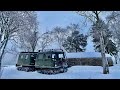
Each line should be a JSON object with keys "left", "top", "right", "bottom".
{"left": 37, "top": 11, "right": 95, "bottom": 52}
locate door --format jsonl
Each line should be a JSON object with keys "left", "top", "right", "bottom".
{"left": 36, "top": 53, "right": 54, "bottom": 68}
{"left": 30, "top": 54, "right": 36, "bottom": 65}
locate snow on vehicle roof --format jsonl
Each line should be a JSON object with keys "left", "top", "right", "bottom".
{"left": 66, "top": 52, "right": 112, "bottom": 58}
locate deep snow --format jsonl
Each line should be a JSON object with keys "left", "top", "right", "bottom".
{"left": 1, "top": 64, "right": 120, "bottom": 79}
{"left": 0, "top": 51, "right": 118, "bottom": 79}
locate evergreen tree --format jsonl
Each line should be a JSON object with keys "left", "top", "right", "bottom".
{"left": 77, "top": 11, "right": 110, "bottom": 74}
{"left": 91, "top": 19, "right": 118, "bottom": 56}
{"left": 63, "top": 30, "right": 87, "bottom": 52}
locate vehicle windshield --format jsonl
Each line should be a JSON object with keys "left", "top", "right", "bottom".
{"left": 52, "top": 53, "right": 64, "bottom": 59}
{"left": 59, "top": 54, "right": 64, "bottom": 58}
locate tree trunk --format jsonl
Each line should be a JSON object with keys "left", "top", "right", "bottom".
{"left": 94, "top": 11, "right": 109, "bottom": 74}
{"left": 59, "top": 44, "right": 62, "bottom": 49}
{"left": 32, "top": 47, "right": 34, "bottom": 52}
{"left": 76, "top": 48, "right": 77, "bottom": 52}
{"left": 114, "top": 54, "right": 118, "bottom": 64}
{"left": 100, "top": 31, "right": 109, "bottom": 74}
{"left": 0, "top": 37, "right": 8, "bottom": 78}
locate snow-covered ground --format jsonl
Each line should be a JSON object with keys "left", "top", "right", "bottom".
{"left": 1, "top": 64, "right": 120, "bottom": 79}
{"left": 0, "top": 52, "right": 118, "bottom": 79}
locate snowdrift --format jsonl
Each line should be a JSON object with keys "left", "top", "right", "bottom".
{"left": 1, "top": 64, "right": 120, "bottom": 79}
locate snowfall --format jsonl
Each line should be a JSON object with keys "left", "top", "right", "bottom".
{"left": 1, "top": 52, "right": 120, "bottom": 79}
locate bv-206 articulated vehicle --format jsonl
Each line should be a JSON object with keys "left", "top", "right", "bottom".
{"left": 16, "top": 49, "right": 68, "bottom": 75}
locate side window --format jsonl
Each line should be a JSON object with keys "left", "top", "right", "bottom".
{"left": 52, "top": 54, "right": 55, "bottom": 58}
{"left": 38, "top": 54, "right": 51, "bottom": 59}
{"left": 38, "top": 54, "right": 43, "bottom": 59}
{"left": 52, "top": 54, "right": 56, "bottom": 59}
{"left": 43, "top": 54, "right": 46, "bottom": 58}
{"left": 31, "top": 54, "right": 34, "bottom": 57}
{"left": 41, "top": 54, "right": 51, "bottom": 59}
{"left": 59, "top": 54, "right": 64, "bottom": 58}
{"left": 25, "top": 55, "right": 29, "bottom": 59}
{"left": 20, "top": 55, "right": 24, "bottom": 59}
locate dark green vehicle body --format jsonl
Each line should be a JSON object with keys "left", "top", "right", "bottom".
{"left": 35, "top": 50, "right": 66, "bottom": 68}
{"left": 16, "top": 52, "right": 37, "bottom": 67}
{"left": 16, "top": 49, "right": 67, "bottom": 70}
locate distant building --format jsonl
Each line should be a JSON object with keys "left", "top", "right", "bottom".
{"left": 66, "top": 52, "right": 113, "bottom": 67}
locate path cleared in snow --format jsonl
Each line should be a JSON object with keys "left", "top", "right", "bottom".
{"left": 1, "top": 64, "right": 120, "bottom": 79}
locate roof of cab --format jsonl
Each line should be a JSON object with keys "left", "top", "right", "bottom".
{"left": 20, "top": 52, "right": 38, "bottom": 54}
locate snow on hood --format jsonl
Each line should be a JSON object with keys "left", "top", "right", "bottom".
{"left": 66, "top": 52, "right": 112, "bottom": 58}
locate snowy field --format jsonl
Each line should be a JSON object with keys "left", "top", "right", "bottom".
{"left": 1, "top": 64, "right": 120, "bottom": 79}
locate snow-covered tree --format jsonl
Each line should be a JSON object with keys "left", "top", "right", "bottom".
{"left": 0, "top": 11, "right": 38, "bottom": 77}
{"left": 106, "top": 11, "right": 120, "bottom": 64}
{"left": 91, "top": 19, "right": 118, "bottom": 63}
{"left": 63, "top": 30, "right": 87, "bottom": 52}
{"left": 107, "top": 11, "right": 120, "bottom": 52}
{"left": 91, "top": 19, "right": 117, "bottom": 54}
{"left": 0, "top": 11, "right": 22, "bottom": 75}
{"left": 66, "top": 23, "right": 80, "bottom": 35}
{"left": 77, "top": 11, "right": 110, "bottom": 74}
{"left": 52, "top": 26, "right": 67, "bottom": 49}
{"left": 38, "top": 31, "right": 53, "bottom": 51}
{"left": 13, "top": 11, "right": 39, "bottom": 52}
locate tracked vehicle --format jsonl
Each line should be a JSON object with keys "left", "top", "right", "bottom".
{"left": 16, "top": 49, "right": 68, "bottom": 74}
{"left": 36, "top": 49, "right": 68, "bottom": 74}
{"left": 16, "top": 52, "right": 37, "bottom": 72}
